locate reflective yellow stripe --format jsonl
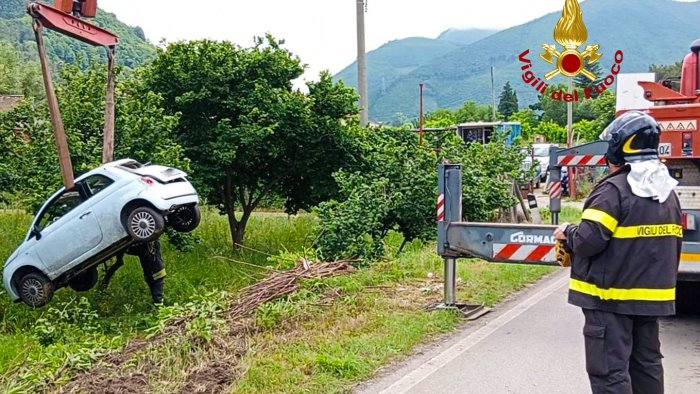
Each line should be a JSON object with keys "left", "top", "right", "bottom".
{"left": 152, "top": 269, "right": 166, "bottom": 280}
{"left": 581, "top": 208, "right": 618, "bottom": 232}
{"left": 612, "top": 224, "right": 683, "bottom": 239}
{"left": 570, "top": 278, "right": 675, "bottom": 301}
{"left": 681, "top": 253, "right": 700, "bottom": 261}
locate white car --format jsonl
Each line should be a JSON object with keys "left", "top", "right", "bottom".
{"left": 532, "top": 143, "right": 558, "bottom": 183}
{"left": 3, "top": 159, "right": 200, "bottom": 307}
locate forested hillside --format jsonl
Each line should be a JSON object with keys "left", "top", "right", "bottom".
{"left": 0, "top": 0, "right": 155, "bottom": 71}
{"left": 335, "top": 0, "right": 700, "bottom": 123}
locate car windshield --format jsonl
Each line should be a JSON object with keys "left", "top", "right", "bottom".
{"left": 533, "top": 146, "right": 550, "bottom": 157}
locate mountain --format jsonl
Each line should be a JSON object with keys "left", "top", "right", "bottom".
{"left": 336, "top": 0, "right": 700, "bottom": 124}
{"left": 0, "top": 0, "right": 155, "bottom": 69}
{"left": 334, "top": 28, "right": 497, "bottom": 115}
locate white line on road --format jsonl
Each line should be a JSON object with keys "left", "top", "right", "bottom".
{"left": 379, "top": 273, "right": 569, "bottom": 394}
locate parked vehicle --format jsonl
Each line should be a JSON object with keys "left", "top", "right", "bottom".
{"left": 3, "top": 159, "right": 200, "bottom": 307}
{"left": 520, "top": 148, "right": 543, "bottom": 190}
{"left": 532, "top": 143, "right": 558, "bottom": 183}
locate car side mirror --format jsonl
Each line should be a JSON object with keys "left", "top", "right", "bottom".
{"left": 31, "top": 225, "right": 42, "bottom": 240}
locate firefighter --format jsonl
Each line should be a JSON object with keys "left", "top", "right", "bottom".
{"left": 553, "top": 111, "right": 682, "bottom": 394}
{"left": 102, "top": 240, "right": 166, "bottom": 304}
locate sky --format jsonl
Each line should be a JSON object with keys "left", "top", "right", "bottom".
{"left": 99, "top": 0, "right": 696, "bottom": 84}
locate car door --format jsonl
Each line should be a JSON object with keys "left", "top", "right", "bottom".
{"left": 34, "top": 186, "right": 103, "bottom": 275}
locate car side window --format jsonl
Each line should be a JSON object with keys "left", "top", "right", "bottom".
{"left": 82, "top": 174, "right": 114, "bottom": 198}
{"left": 37, "top": 190, "right": 84, "bottom": 230}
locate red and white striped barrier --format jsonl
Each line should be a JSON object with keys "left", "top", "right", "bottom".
{"left": 493, "top": 243, "right": 556, "bottom": 262}
{"left": 436, "top": 194, "right": 445, "bottom": 221}
{"left": 548, "top": 181, "right": 563, "bottom": 199}
{"left": 557, "top": 154, "right": 606, "bottom": 166}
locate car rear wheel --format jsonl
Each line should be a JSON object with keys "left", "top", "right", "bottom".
{"left": 18, "top": 272, "right": 54, "bottom": 308}
{"left": 126, "top": 206, "right": 164, "bottom": 242}
{"left": 168, "top": 204, "right": 201, "bottom": 233}
{"left": 68, "top": 266, "right": 98, "bottom": 292}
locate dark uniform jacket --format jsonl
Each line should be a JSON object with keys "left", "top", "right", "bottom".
{"left": 565, "top": 165, "right": 682, "bottom": 316}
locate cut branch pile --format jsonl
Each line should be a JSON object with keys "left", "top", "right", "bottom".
{"left": 228, "top": 259, "right": 357, "bottom": 320}
{"left": 59, "top": 259, "right": 357, "bottom": 394}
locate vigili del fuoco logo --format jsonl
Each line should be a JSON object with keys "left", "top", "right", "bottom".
{"left": 518, "top": 0, "right": 624, "bottom": 102}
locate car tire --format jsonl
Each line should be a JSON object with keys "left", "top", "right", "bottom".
{"left": 18, "top": 272, "right": 54, "bottom": 308}
{"left": 68, "top": 266, "right": 98, "bottom": 292}
{"left": 168, "top": 204, "right": 201, "bottom": 233}
{"left": 126, "top": 206, "right": 164, "bottom": 242}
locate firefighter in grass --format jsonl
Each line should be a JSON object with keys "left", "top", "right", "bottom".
{"left": 102, "top": 240, "right": 166, "bottom": 304}
{"left": 553, "top": 111, "right": 682, "bottom": 394}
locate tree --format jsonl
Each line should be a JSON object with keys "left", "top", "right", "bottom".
{"left": 455, "top": 101, "right": 494, "bottom": 123}
{"left": 143, "top": 37, "right": 358, "bottom": 246}
{"left": 424, "top": 108, "right": 456, "bottom": 128}
{"left": 509, "top": 109, "right": 540, "bottom": 140}
{"left": 0, "top": 63, "right": 185, "bottom": 208}
{"left": 497, "top": 82, "right": 518, "bottom": 119}
{"left": 573, "top": 62, "right": 604, "bottom": 95}
{"left": 535, "top": 83, "right": 568, "bottom": 126}
{"left": 649, "top": 61, "right": 683, "bottom": 91}
{"left": 0, "top": 41, "right": 43, "bottom": 99}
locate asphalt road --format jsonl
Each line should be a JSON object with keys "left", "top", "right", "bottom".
{"left": 358, "top": 269, "right": 700, "bottom": 394}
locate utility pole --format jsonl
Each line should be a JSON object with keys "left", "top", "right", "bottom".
{"left": 356, "top": 0, "right": 369, "bottom": 126}
{"left": 419, "top": 83, "right": 424, "bottom": 145}
{"left": 491, "top": 66, "right": 497, "bottom": 121}
{"left": 567, "top": 77, "right": 577, "bottom": 198}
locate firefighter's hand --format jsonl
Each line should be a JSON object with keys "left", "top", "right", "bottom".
{"left": 553, "top": 223, "right": 571, "bottom": 240}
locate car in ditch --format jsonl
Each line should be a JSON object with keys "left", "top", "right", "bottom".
{"left": 2, "top": 159, "right": 201, "bottom": 307}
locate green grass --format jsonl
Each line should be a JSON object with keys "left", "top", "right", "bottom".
{"left": 0, "top": 208, "right": 315, "bottom": 377}
{"left": 0, "top": 208, "right": 582, "bottom": 393}
{"left": 230, "top": 240, "right": 557, "bottom": 393}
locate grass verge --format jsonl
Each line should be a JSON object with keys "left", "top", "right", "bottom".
{"left": 0, "top": 207, "right": 582, "bottom": 393}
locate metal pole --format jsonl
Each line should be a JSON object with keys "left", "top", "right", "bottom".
{"left": 102, "top": 45, "right": 116, "bottom": 163}
{"left": 491, "top": 66, "right": 497, "bottom": 121}
{"left": 567, "top": 77, "right": 577, "bottom": 199}
{"left": 33, "top": 21, "right": 74, "bottom": 189}
{"left": 444, "top": 257, "right": 456, "bottom": 306}
{"left": 419, "top": 83, "right": 424, "bottom": 145}
{"left": 356, "top": 0, "right": 369, "bottom": 126}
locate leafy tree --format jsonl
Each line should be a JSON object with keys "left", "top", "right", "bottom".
{"left": 424, "top": 108, "right": 456, "bottom": 128}
{"left": 591, "top": 90, "right": 616, "bottom": 132}
{"left": 455, "top": 101, "right": 494, "bottom": 123}
{"left": 573, "top": 62, "right": 604, "bottom": 95}
{"left": 537, "top": 120, "right": 567, "bottom": 143}
{"left": 508, "top": 109, "right": 539, "bottom": 140}
{"left": 573, "top": 119, "right": 598, "bottom": 143}
{"left": 649, "top": 61, "right": 683, "bottom": 91}
{"left": 0, "top": 41, "right": 41, "bottom": 98}
{"left": 497, "top": 82, "right": 518, "bottom": 119}
{"left": 315, "top": 128, "right": 525, "bottom": 261}
{"left": 0, "top": 63, "right": 185, "bottom": 208}
{"left": 532, "top": 83, "right": 568, "bottom": 126}
{"left": 143, "top": 37, "right": 358, "bottom": 246}
{"left": 649, "top": 61, "right": 683, "bottom": 81}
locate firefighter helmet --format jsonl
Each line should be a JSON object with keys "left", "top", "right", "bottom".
{"left": 599, "top": 111, "right": 660, "bottom": 165}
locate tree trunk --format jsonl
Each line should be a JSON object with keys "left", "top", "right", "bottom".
{"left": 226, "top": 206, "right": 253, "bottom": 247}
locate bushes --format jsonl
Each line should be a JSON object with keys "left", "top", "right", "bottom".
{"left": 314, "top": 128, "right": 524, "bottom": 262}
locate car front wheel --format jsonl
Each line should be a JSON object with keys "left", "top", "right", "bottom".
{"left": 18, "top": 272, "right": 54, "bottom": 308}
{"left": 168, "top": 204, "right": 201, "bottom": 233}
{"left": 126, "top": 206, "right": 164, "bottom": 242}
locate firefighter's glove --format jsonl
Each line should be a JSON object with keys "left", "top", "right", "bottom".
{"left": 556, "top": 240, "right": 572, "bottom": 267}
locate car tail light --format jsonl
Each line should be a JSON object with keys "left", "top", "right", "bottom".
{"left": 682, "top": 213, "right": 696, "bottom": 231}
{"left": 140, "top": 176, "right": 157, "bottom": 186}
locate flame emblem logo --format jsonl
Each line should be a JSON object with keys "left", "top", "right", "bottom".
{"left": 540, "top": 0, "right": 602, "bottom": 80}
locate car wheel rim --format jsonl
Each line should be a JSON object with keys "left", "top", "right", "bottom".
{"left": 131, "top": 211, "right": 156, "bottom": 238}
{"left": 21, "top": 278, "right": 44, "bottom": 305}
{"left": 175, "top": 206, "right": 193, "bottom": 226}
